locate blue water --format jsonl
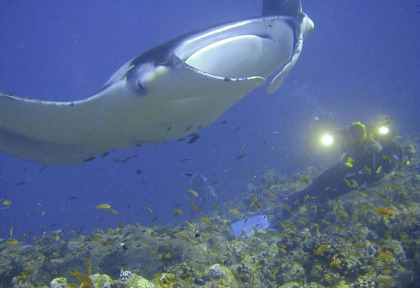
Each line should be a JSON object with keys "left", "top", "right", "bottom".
{"left": 0, "top": 1, "right": 418, "bottom": 241}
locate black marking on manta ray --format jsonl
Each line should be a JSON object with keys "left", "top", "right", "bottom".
{"left": 83, "top": 157, "right": 95, "bottom": 163}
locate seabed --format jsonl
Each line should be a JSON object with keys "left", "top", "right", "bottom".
{"left": 1, "top": 135, "right": 419, "bottom": 288}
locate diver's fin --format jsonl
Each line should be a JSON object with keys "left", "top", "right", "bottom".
{"left": 262, "top": 0, "right": 302, "bottom": 16}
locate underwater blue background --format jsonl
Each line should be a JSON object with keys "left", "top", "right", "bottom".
{"left": 0, "top": 0, "right": 418, "bottom": 241}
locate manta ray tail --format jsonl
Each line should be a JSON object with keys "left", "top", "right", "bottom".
{"left": 262, "top": 0, "right": 302, "bottom": 16}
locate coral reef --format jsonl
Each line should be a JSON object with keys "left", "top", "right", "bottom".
{"left": 0, "top": 135, "right": 418, "bottom": 288}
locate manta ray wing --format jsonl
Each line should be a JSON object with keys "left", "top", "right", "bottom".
{"left": 0, "top": 70, "right": 264, "bottom": 166}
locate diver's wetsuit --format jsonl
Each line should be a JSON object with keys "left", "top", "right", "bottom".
{"left": 283, "top": 137, "right": 402, "bottom": 207}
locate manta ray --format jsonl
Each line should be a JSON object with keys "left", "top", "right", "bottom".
{"left": 0, "top": 0, "right": 313, "bottom": 166}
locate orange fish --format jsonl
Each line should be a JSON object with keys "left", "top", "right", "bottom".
{"left": 375, "top": 208, "right": 393, "bottom": 217}
{"left": 96, "top": 203, "right": 111, "bottom": 209}
{"left": 70, "top": 271, "right": 94, "bottom": 288}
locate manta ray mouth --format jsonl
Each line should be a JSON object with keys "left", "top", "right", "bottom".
{"left": 182, "top": 34, "right": 282, "bottom": 80}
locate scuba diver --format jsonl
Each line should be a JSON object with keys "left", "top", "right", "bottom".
{"left": 283, "top": 115, "right": 403, "bottom": 208}
{"left": 230, "top": 115, "right": 403, "bottom": 238}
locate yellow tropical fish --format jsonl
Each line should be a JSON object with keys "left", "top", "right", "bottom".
{"left": 364, "top": 166, "right": 372, "bottom": 175}
{"left": 96, "top": 203, "right": 111, "bottom": 209}
{"left": 267, "top": 191, "right": 276, "bottom": 198}
{"left": 382, "top": 155, "right": 392, "bottom": 163}
{"left": 358, "top": 191, "right": 367, "bottom": 197}
{"left": 188, "top": 189, "right": 199, "bottom": 197}
{"left": 145, "top": 206, "right": 153, "bottom": 214}
{"left": 201, "top": 217, "right": 211, "bottom": 224}
{"left": 250, "top": 198, "right": 261, "bottom": 209}
{"left": 376, "top": 166, "right": 382, "bottom": 174}
{"left": 343, "top": 178, "right": 353, "bottom": 187}
{"left": 350, "top": 179, "right": 358, "bottom": 187}
{"left": 2, "top": 199, "right": 12, "bottom": 206}
{"left": 173, "top": 209, "right": 183, "bottom": 216}
{"left": 6, "top": 239, "right": 19, "bottom": 245}
{"left": 106, "top": 208, "right": 118, "bottom": 215}
{"left": 186, "top": 221, "right": 193, "bottom": 227}
{"left": 231, "top": 208, "right": 239, "bottom": 215}
{"left": 189, "top": 200, "right": 199, "bottom": 212}
{"left": 300, "top": 176, "right": 311, "bottom": 184}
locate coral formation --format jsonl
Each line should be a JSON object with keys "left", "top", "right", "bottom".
{"left": 0, "top": 135, "right": 418, "bottom": 288}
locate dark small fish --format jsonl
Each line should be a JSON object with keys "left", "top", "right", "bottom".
{"left": 233, "top": 127, "right": 241, "bottom": 133}
{"left": 166, "top": 126, "right": 172, "bottom": 132}
{"left": 83, "top": 157, "right": 95, "bottom": 163}
{"left": 184, "top": 172, "right": 193, "bottom": 177}
{"left": 209, "top": 181, "right": 218, "bottom": 186}
{"left": 101, "top": 152, "right": 110, "bottom": 159}
{"left": 262, "top": 139, "right": 269, "bottom": 145}
{"left": 39, "top": 166, "right": 48, "bottom": 172}
{"left": 188, "top": 134, "right": 200, "bottom": 144}
{"left": 127, "top": 203, "right": 131, "bottom": 208}
{"left": 221, "top": 120, "right": 228, "bottom": 124}
{"left": 68, "top": 196, "right": 78, "bottom": 201}
{"left": 236, "top": 154, "right": 246, "bottom": 160}
{"left": 15, "top": 181, "right": 26, "bottom": 186}
{"left": 186, "top": 124, "right": 193, "bottom": 131}
{"left": 153, "top": 215, "right": 159, "bottom": 222}
{"left": 136, "top": 169, "right": 142, "bottom": 175}
{"left": 135, "top": 144, "right": 143, "bottom": 147}
{"left": 180, "top": 158, "right": 189, "bottom": 162}
{"left": 140, "top": 180, "right": 148, "bottom": 184}
{"left": 177, "top": 138, "right": 186, "bottom": 142}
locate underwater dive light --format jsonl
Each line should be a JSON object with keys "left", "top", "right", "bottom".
{"left": 320, "top": 133, "right": 334, "bottom": 147}
{"left": 377, "top": 126, "right": 390, "bottom": 135}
